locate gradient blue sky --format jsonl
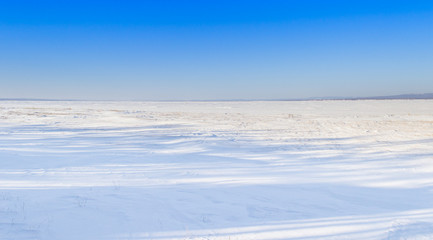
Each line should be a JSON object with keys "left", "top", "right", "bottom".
{"left": 1, "top": 0, "right": 432, "bottom": 100}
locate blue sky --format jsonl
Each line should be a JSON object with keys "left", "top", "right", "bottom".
{"left": 1, "top": 0, "right": 432, "bottom": 100}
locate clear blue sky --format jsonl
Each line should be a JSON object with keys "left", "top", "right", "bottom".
{"left": 1, "top": 0, "right": 432, "bottom": 100}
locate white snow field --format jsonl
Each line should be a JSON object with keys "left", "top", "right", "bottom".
{"left": 1, "top": 100, "right": 433, "bottom": 240}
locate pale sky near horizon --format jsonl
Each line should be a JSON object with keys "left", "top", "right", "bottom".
{"left": 1, "top": 0, "right": 433, "bottom": 100}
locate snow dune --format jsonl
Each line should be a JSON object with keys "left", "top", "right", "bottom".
{"left": 0, "top": 100, "right": 433, "bottom": 239}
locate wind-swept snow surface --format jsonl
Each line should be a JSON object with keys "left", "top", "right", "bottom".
{"left": 1, "top": 100, "right": 433, "bottom": 240}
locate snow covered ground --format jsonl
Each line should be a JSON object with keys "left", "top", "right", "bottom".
{"left": 0, "top": 100, "right": 433, "bottom": 240}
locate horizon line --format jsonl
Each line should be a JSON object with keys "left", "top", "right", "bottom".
{"left": 1, "top": 93, "right": 433, "bottom": 102}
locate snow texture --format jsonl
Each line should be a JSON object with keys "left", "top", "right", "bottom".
{"left": 0, "top": 100, "right": 433, "bottom": 240}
